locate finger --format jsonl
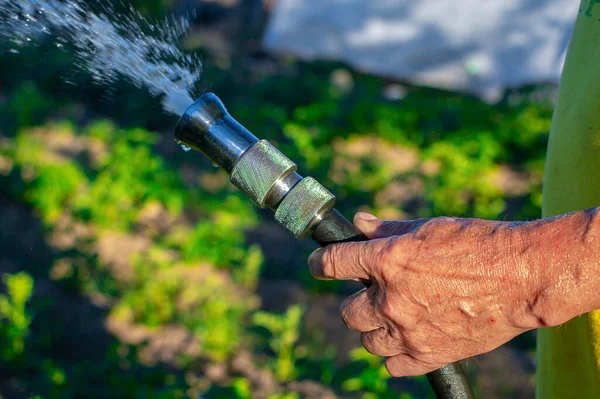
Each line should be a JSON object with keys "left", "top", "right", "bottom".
{"left": 353, "top": 213, "right": 428, "bottom": 239}
{"left": 361, "top": 328, "right": 403, "bottom": 357}
{"left": 385, "top": 354, "right": 435, "bottom": 377}
{"left": 340, "top": 287, "right": 382, "bottom": 332}
{"left": 308, "top": 239, "right": 387, "bottom": 281}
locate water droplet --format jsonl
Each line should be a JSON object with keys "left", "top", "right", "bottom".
{"left": 56, "top": 43, "right": 63, "bottom": 48}
{"left": 181, "top": 144, "right": 191, "bottom": 152}
{"left": 26, "top": 37, "right": 32, "bottom": 42}
{"left": 8, "top": 49, "right": 19, "bottom": 54}
{"left": 212, "top": 162, "right": 219, "bottom": 168}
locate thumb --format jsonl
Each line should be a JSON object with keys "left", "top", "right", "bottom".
{"left": 353, "top": 212, "right": 425, "bottom": 239}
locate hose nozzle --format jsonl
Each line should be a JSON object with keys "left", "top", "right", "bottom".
{"left": 175, "top": 93, "right": 335, "bottom": 239}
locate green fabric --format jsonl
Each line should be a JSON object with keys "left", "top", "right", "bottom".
{"left": 537, "top": 2, "right": 600, "bottom": 397}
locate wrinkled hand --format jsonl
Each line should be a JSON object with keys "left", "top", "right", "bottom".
{"left": 308, "top": 213, "right": 546, "bottom": 377}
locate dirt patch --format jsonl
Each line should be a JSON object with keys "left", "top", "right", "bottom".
{"left": 471, "top": 345, "right": 535, "bottom": 398}
{"left": 47, "top": 213, "right": 94, "bottom": 251}
{"left": 287, "top": 380, "right": 337, "bottom": 399}
{"left": 135, "top": 200, "right": 175, "bottom": 237}
{"left": 330, "top": 136, "right": 419, "bottom": 187}
{"left": 94, "top": 231, "right": 151, "bottom": 282}
{"left": 230, "top": 350, "right": 279, "bottom": 397}
{"left": 374, "top": 176, "right": 424, "bottom": 218}
{"left": 490, "top": 165, "right": 537, "bottom": 196}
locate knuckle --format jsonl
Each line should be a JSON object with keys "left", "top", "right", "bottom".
{"left": 426, "top": 217, "right": 459, "bottom": 233}
{"left": 411, "top": 217, "right": 460, "bottom": 241}
{"left": 404, "top": 332, "right": 429, "bottom": 354}
{"left": 384, "top": 357, "right": 403, "bottom": 377}
{"left": 361, "top": 329, "right": 401, "bottom": 357}
{"left": 379, "top": 296, "right": 398, "bottom": 322}
{"left": 360, "top": 332, "right": 377, "bottom": 354}
{"left": 356, "top": 243, "right": 379, "bottom": 276}
{"left": 376, "top": 237, "right": 404, "bottom": 277}
{"left": 356, "top": 247, "right": 371, "bottom": 273}
{"left": 378, "top": 239, "right": 397, "bottom": 266}
{"left": 377, "top": 299, "right": 418, "bottom": 336}
{"left": 385, "top": 356, "right": 429, "bottom": 377}
{"left": 436, "top": 216, "right": 458, "bottom": 224}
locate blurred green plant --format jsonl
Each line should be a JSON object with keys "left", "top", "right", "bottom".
{"left": 253, "top": 305, "right": 306, "bottom": 383}
{"left": 269, "top": 393, "right": 300, "bottom": 399}
{"left": 2, "top": 82, "right": 54, "bottom": 129}
{"left": 75, "top": 121, "right": 185, "bottom": 230}
{"left": 113, "top": 256, "right": 260, "bottom": 362}
{"left": 10, "top": 122, "right": 86, "bottom": 224}
{"left": 0, "top": 272, "right": 34, "bottom": 364}
{"left": 41, "top": 359, "right": 67, "bottom": 391}
{"left": 423, "top": 135, "right": 505, "bottom": 219}
{"left": 234, "top": 244, "right": 264, "bottom": 290}
{"left": 231, "top": 377, "right": 253, "bottom": 399}
{"left": 179, "top": 196, "right": 258, "bottom": 267}
{"left": 341, "top": 348, "right": 400, "bottom": 399}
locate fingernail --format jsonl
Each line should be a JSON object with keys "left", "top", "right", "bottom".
{"left": 308, "top": 249, "right": 331, "bottom": 280}
{"left": 355, "top": 212, "right": 378, "bottom": 221}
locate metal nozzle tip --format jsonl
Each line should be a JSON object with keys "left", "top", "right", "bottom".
{"left": 179, "top": 92, "right": 227, "bottom": 133}
{"left": 174, "top": 92, "right": 259, "bottom": 173}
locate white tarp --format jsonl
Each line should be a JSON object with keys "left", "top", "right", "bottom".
{"left": 263, "top": 0, "right": 578, "bottom": 101}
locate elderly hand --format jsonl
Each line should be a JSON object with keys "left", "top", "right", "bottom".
{"left": 308, "top": 211, "right": 599, "bottom": 377}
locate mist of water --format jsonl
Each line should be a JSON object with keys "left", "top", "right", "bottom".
{"left": 0, "top": 0, "right": 201, "bottom": 116}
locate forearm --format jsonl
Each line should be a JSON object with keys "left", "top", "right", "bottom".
{"left": 526, "top": 206, "right": 600, "bottom": 327}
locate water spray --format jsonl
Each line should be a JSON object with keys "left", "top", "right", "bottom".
{"left": 175, "top": 93, "right": 475, "bottom": 399}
